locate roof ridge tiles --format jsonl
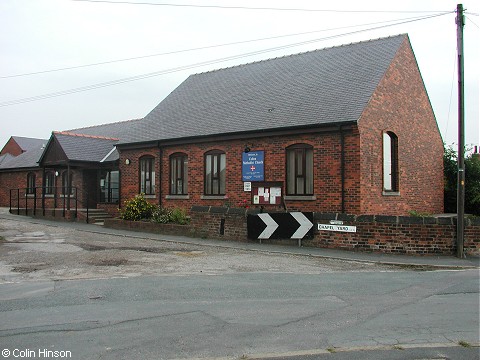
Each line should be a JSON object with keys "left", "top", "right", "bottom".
{"left": 66, "top": 118, "right": 142, "bottom": 132}
{"left": 194, "top": 33, "right": 407, "bottom": 76}
{"left": 54, "top": 131, "right": 119, "bottom": 141}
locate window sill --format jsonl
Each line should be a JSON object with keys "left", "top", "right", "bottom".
{"left": 382, "top": 191, "right": 400, "bottom": 196}
{"left": 284, "top": 195, "right": 316, "bottom": 201}
{"left": 165, "top": 195, "right": 190, "bottom": 200}
{"left": 143, "top": 194, "right": 156, "bottom": 199}
{"left": 201, "top": 195, "right": 227, "bottom": 200}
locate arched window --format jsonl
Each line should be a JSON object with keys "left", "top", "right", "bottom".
{"left": 26, "top": 172, "right": 36, "bottom": 194}
{"left": 45, "top": 171, "right": 55, "bottom": 195}
{"left": 383, "top": 131, "right": 399, "bottom": 192}
{"left": 286, "top": 144, "right": 314, "bottom": 195}
{"left": 62, "top": 171, "right": 73, "bottom": 195}
{"left": 139, "top": 156, "right": 155, "bottom": 195}
{"left": 170, "top": 153, "right": 188, "bottom": 195}
{"left": 204, "top": 150, "right": 226, "bottom": 195}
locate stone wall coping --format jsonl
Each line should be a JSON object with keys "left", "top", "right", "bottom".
{"left": 188, "top": 208, "right": 480, "bottom": 227}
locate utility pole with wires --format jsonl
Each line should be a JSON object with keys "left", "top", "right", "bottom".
{"left": 456, "top": 3, "right": 465, "bottom": 259}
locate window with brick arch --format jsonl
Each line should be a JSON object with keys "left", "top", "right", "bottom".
{"left": 383, "top": 131, "right": 399, "bottom": 192}
{"left": 139, "top": 156, "right": 155, "bottom": 195}
{"left": 45, "top": 171, "right": 55, "bottom": 195}
{"left": 170, "top": 153, "right": 188, "bottom": 195}
{"left": 286, "top": 144, "right": 314, "bottom": 195}
{"left": 204, "top": 150, "right": 226, "bottom": 195}
{"left": 26, "top": 172, "right": 36, "bottom": 195}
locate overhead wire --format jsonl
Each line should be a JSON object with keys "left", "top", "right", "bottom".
{"left": 0, "top": 11, "right": 453, "bottom": 107}
{"left": 1, "top": 13, "right": 447, "bottom": 79}
{"left": 71, "top": 0, "right": 453, "bottom": 14}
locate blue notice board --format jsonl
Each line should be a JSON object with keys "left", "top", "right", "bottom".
{"left": 242, "top": 151, "right": 264, "bottom": 181}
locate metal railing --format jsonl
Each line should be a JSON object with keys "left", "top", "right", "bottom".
{"left": 99, "top": 187, "right": 119, "bottom": 204}
{"left": 9, "top": 186, "right": 79, "bottom": 220}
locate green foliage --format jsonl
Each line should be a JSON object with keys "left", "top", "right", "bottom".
{"left": 119, "top": 193, "right": 156, "bottom": 221}
{"left": 408, "top": 210, "right": 431, "bottom": 217}
{"left": 444, "top": 145, "right": 480, "bottom": 216}
{"left": 120, "top": 195, "right": 189, "bottom": 224}
{"left": 152, "top": 207, "right": 189, "bottom": 225}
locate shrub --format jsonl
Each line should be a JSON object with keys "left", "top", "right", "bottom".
{"left": 170, "top": 207, "right": 189, "bottom": 225}
{"left": 151, "top": 207, "right": 172, "bottom": 224}
{"left": 119, "top": 194, "right": 156, "bottom": 221}
{"left": 151, "top": 207, "right": 189, "bottom": 225}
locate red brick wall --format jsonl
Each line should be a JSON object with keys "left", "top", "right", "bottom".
{"left": 119, "top": 132, "right": 362, "bottom": 214}
{"left": 0, "top": 168, "right": 88, "bottom": 209}
{"left": 358, "top": 37, "right": 444, "bottom": 215}
{"left": 0, "top": 170, "right": 41, "bottom": 207}
{"left": 308, "top": 214, "right": 479, "bottom": 256}
{"left": 0, "top": 138, "right": 22, "bottom": 156}
{"left": 104, "top": 209, "right": 480, "bottom": 256}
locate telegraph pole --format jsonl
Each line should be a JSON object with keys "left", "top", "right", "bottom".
{"left": 456, "top": 3, "right": 465, "bottom": 258}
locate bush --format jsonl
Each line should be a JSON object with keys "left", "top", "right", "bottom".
{"left": 152, "top": 207, "right": 189, "bottom": 225}
{"left": 151, "top": 207, "right": 172, "bottom": 224}
{"left": 444, "top": 145, "right": 480, "bottom": 216}
{"left": 119, "top": 194, "right": 156, "bottom": 221}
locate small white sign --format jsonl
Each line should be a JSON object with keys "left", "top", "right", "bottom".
{"left": 330, "top": 220, "right": 344, "bottom": 225}
{"left": 318, "top": 224, "right": 357, "bottom": 233}
{"left": 244, "top": 182, "right": 252, "bottom": 192}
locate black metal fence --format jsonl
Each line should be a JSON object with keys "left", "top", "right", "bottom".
{"left": 9, "top": 186, "right": 79, "bottom": 220}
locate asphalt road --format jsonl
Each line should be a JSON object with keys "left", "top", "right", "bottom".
{"left": 0, "top": 213, "right": 478, "bottom": 359}
{"left": 0, "top": 270, "right": 478, "bottom": 359}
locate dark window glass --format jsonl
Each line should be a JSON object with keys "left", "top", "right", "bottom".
{"left": 170, "top": 153, "right": 188, "bottom": 195}
{"left": 383, "top": 132, "right": 399, "bottom": 192}
{"left": 45, "top": 172, "right": 54, "bottom": 194}
{"left": 26, "top": 172, "right": 36, "bottom": 194}
{"left": 100, "top": 170, "right": 119, "bottom": 203}
{"left": 286, "top": 144, "right": 314, "bottom": 195}
{"left": 140, "top": 156, "right": 155, "bottom": 195}
{"left": 205, "top": 151, "right": 226, "bottom": 195}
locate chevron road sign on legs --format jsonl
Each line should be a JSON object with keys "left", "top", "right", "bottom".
{"left": 257, "top": 213, "right": 279, "bottom": 239}
{"left": 290, "top": 212, "right": 313, "bottom": 239}
{"left": 247, "top": 212, "right": 314, "bottom": 242}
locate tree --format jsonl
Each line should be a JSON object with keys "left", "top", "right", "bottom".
{"left": 444, "top": 145, "right": 480, "bottom": 216}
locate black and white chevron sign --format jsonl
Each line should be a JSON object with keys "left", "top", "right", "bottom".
{"left": 247, "top": 212, "right": 314, "bottom": 240}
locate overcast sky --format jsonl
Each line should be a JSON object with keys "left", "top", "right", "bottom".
{"left": 1, "top": 0, "right": 478, "bottom": 150}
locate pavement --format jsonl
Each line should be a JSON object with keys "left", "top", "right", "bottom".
{"left": 0, "top": 208, "right": 478, "bottom": 270}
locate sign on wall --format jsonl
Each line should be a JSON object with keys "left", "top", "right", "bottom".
{"left": 248, "top": 212, "right": 314, "bottom": 240}
{"left": 318, "top": 224, "right": 357, "bottom": 233}
{"left": 242, "top": 151, "right": 264, "bottom": 181}
{"left": 251, "top": 182, "right": 282, "bottom": 206}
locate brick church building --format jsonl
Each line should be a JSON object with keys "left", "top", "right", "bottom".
{"left": 0, "top": 34, "right": 444, "bottom": 217}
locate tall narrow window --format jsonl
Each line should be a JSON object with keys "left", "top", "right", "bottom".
{"left": 61, "top": 171, "right": 73, "bottom": 195}
{"left": 170, "top": 153, "right": 188, "bottom": 195}
{"left": 205, "top": 150, "right": 226, "bottom": 195}
{"left": 383, "top": 132, "right": 399, "bottom": 192}
{"left": 45, "top": 171, "right": 54, "bottom": 195}
{"left": 286, "top": 144, "right": 314, "bottom": 195}
{"left": 100, "top": 170, "right": 119, "bottom": 203}
{"left": 140, "top": 156, "right": 155, "bottom": 195}
{"left": 26, "top": 172, "right": 36, "bottom": 194}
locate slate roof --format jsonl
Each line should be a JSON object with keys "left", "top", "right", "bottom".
{"left": 0, "top": 145, "right": 45, "bottom": 170}
{"left": 66, "top": 118, "right": 142, "bottom": 141}
{"left": 53, "top": 132, "right": 119, "bottom": 163}
{"left": 120, "top": 34, "right": 407, "bottom": 145}
{"left": 0, "top": 153, "right": 14, "bottom": 166}
{"left": 11, "top": 136, "right": 48, "bottom": 152}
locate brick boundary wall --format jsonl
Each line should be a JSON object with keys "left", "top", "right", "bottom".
{"left": 308, "top": 213, "right": 479, "bottom": 256}
{"left": 104, "top": 207, "right": 480, "bottom": 256}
